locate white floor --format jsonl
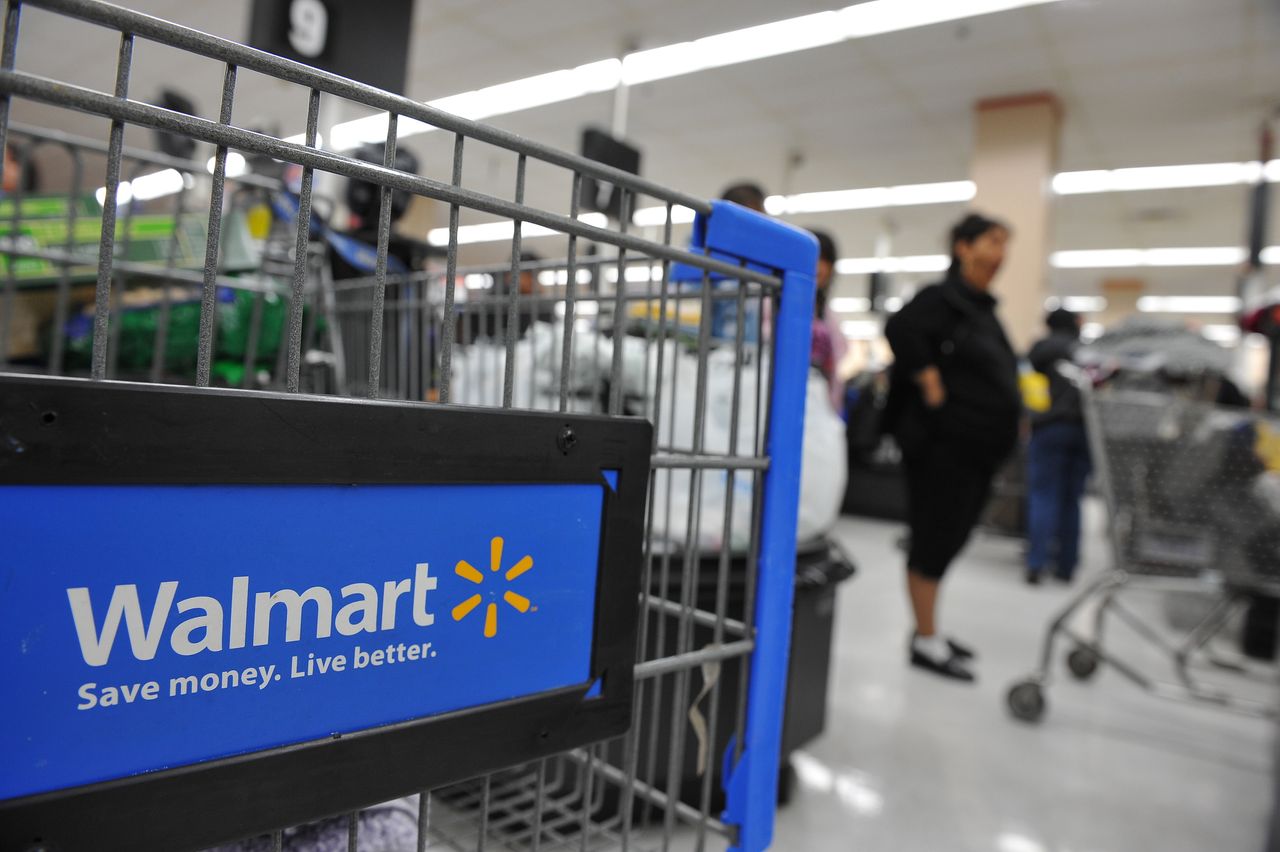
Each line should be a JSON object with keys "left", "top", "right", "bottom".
{"left": 772, "top": 503, "right": 1277, "bottom": 852}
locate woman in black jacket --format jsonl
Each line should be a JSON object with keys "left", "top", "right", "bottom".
{"left": 884, "top": 213, "right": 1021, "bottom": 681}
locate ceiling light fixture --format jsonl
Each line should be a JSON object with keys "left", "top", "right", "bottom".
{"left": 835, "top": 255, "right": 950, "bottom": 275}
{"left": 829, "top": 297, "right": 873, "bottom": 313}
{"left": 1136, "top": 296, "right": 1242, "bottom": 314}
{"left": 631, "top": 204, "right": 699, "bottom": 227}
{"left": 205, "top": 151, "right": 248, "bottom": 178}
{"left": 840, "top": 319, "right": 883, "bottom": 340}
{"left": 327, "top": 0, "right": 1064, "bottom": 150}
{"left": 427, "top": 212, "right": 609, "bottom": 247}
{"left": 1053, "top": 161, "right": 1280, "bottom": 194}
{"left": 1050, "top": 247, "right": 1262, "bottom": 268}
{"left": 93, "top": 168, "right": 189, "bottom": 206}
{"left": 1045, "top": 295, "right": 1108, "bottom": 312}
{"left": 765, "top": 181, "right": 975, "bottom": 215}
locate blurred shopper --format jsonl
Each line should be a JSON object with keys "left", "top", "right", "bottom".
{"left": 720, "top": 182, "right": 767, "bottom": 213}
{"left": 883, "top": 213, "right": 1020, "bottom": 681}
{"left": 1025, "top": 308, "right": 1091, "bottom": 585}
{"left": 808, "top": 229, "right": 848, "bottom": 410}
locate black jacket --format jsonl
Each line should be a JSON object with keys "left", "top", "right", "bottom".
{"left": 1028, "top": 330, "right": 1083, "bottom": 429}
{"left": 884, "top": 275, "right": 1021, "bottom": 464}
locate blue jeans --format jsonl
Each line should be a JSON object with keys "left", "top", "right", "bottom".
{"left": 1026, "top": 421, "right": 1091, "bottom": 579}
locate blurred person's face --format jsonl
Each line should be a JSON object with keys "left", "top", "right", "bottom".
{"left": 955, "top": 226, "right": 1009, "bottom": 290}
{"left": 3, "top": 146, "right": 19, "bottom": 194}
{"left": 817, "top": 258, "right": 834, "bottom": 291}
{"left": 518, "top": 270, "right": 536, "bottom": 295}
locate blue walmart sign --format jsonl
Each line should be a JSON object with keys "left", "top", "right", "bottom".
{"left": 0, "top": 481, "right": 607, "bottom": 801}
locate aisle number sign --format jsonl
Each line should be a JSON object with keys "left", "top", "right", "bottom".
{"left": 0, "top": 480, "right": 608, "bottom": 800}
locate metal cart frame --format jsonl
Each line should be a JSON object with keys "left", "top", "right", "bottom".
{"left": 1007, "top": 371, "right": 1280, "bottom": 723}
{"left": 0, "top": 2, "right": 819, "bottom": 850}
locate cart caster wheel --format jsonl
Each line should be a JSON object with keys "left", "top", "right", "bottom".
{"left": 1066, "top": 646, "right": 1100, "bottom": 680}
{"left": 777, "top": 757, "right": 797, "bottom": 807}
{"left": 1006, "top": 681, "right": 1046, "bottom": 723}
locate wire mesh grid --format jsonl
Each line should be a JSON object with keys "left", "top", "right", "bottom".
{"left": 0, "top": 1, "right": 797, "bottom": 850}
{"left": 1084, "top": 382, "right": 1280, "bottom": 590}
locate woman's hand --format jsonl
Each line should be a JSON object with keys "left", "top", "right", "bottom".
{"left": 916, "top": 366, "right": 946, "bottom": 409}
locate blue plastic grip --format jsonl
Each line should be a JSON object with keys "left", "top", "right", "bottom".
{"left": 691, "top": 201, "right": 818, "bottom": 852}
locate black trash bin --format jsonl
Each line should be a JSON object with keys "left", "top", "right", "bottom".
{"left": 615, "top": 537, "right": 856, "bottom": 818}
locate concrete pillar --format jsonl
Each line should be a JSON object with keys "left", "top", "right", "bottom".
{"left": 970, "top": 92, "right": 1062, "bottom": 352}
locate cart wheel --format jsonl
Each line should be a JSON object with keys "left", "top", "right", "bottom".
{"left": 777, "top": 757, "right": 797, "bottom": 807}
{"left": 1006, "top": 680, "right": 1046, "bottom": 723}
{"left": 1066, "top": 646, "right": 1100, "bottom": 681}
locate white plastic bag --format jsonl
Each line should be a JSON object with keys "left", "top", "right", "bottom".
{"left": 449, "top": 325, "right": 847, "bottom": 552}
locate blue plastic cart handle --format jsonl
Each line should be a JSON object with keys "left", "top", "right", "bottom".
{"left": 691, "top": 201, "right": 818, "bottom": 852}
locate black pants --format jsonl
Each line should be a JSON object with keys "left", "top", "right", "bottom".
{"left": 902, "top": 443, "right": 997, "bottom": 580}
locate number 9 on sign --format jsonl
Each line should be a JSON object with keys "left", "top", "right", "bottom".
{"left": 288, "top": 0, "right": 327, "bottom": 58}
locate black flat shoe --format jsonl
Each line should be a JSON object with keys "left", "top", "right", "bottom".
{"left": 909, "top": 632, "right": 977, "bottom": 661}
{"left": 1025, "top": 571, "right": 1042, "bottom": 586}
{"left": 910, "top": 650, "right": 976, "bottom": 682}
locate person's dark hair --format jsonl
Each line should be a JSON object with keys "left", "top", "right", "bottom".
{"left": 720, "top": 182, "right": 767, "bottom": 212}
{"left": 5, "top": 144, "right": 40, "bottom": 193}
{"left": 807, "top": 229, "right": 838, "bottom": 318}
{"left": 948, "top": 212, "right": 1008, "bottom": 275}
{"left": 809, "top": 229, "right": 837, "bottom": 265}
{"left": 1046, "top": 307, "right": 1079, "bottom": 334}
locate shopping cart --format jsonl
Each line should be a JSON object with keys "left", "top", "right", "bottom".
{"left": 0, "top": 2, "right": 820, "bottom": 851}
{"left": 1007, "top": 368, "right": 1280, "bottom": 723}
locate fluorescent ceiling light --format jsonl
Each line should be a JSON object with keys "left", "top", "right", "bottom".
{"left": 1051, "top": 249, "right": 1144, "bottom": 269}
{"left": 1050, "top": 247, "right": 1255, "bottom": 268}
{"left": 421, "top": 179, "right": 968, "bottom": 248}
{"left": 882, "top": 296, "right": 904, "bottom": 312}
{"left": 427, "top": 212, "right": 609, "bottom": 247}
{"left": 621, "top": 11, "right": 844, "bottom": 86}
{"left": 840, "top": 0, "right": 1062, "bottom": 38}
{"left": 835, "top": 255, "right": 949, "bottom": 275}
{"left": 206, "top": 151, "right": 248, "bottom": 178}
{"left": 766, "top": 181, "right": 974, "bottom": 215}
{"left": 829, "top": 297, "right": 872, "bottom": 313}
{"left": 333, "top": 59, "right": 623, "bottom": 149}
{"left": 538, "top": 268, "right": 594, "bottom": 287}
{"left": 554, "top": 300, "right": 600, "bottom": 317}
{"left": 773, "top": 162, "right": 1280, "bottom": 218}
{"left": 328, "top": 0, "right": 1063, "bottom": 150}
{"left": 1045, "top": 295, "right": 1108, "bottom": 312}
{"left": 1136, "top": 296, "right": 1241, "bottom": 314}
{"left": 1054, "top": 161, "right": 1280, "bottom": 194}
{"left": 632, "top": 204, "right": 699, "bottom": 227}
{"left": 94, "top": 168, "right": 189, "bottom": 206}
{"left": 841, "top": 319, "right": 883, "bottom": 340}
{"left": 282, "top": 132, "right": 324, "bottom": 147}
{"left": 604, "top": 264, "right": 666, "bottom": 284}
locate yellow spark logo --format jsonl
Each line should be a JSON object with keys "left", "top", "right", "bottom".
{"left": 451, "top": 536, "right": 534, "bottom": 638}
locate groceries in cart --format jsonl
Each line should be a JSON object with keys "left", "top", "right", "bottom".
{"left": 448, "top": 310, "right": 847, "bottom": 551}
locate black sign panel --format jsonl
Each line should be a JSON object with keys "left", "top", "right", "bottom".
{"left": 248, "top": 0, "right": 415, "bottom": 94}
{"left": 579, "top": 128, "right": 643, "bottom": 220}
{"left": 0, "top": 375, "right": 650, "bottom": 852}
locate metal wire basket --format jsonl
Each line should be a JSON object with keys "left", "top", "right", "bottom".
{"left": 0, "top": 3, "right": 820, "bottom": 851}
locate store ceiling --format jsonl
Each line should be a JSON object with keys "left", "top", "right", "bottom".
{"left": 9, "top": 0, "right": 1280, "bottom": 302}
